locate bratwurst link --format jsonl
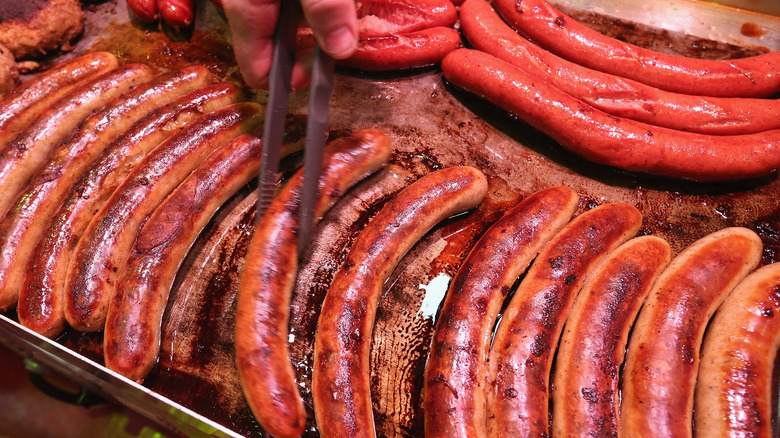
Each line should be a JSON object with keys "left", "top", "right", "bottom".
{"left": 18, "top": 82, "right": 242, "bottom": 339}
{"left": 236, "top": 130, "right": 392, "bottom": 438}
{"left": 313, "top": 166, "right": 487, "bottom": 438}
{"left": 424, "top": 186, "right": 579, "bottom": 438}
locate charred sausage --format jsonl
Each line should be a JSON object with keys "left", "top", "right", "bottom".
{"left": 621, "top": 227, "right": 762, "bottom": 438}
{"left": 313, "top": 166, "right": 488, "bottom": 438}
{"left": 64, "top": 102, "right": 262, "bottom": 332}
{"left": 236, "top": 129, "right": 392, "bottom": 438}
{"left": 0, "top": 64, "right": 153, "bottom": 221}
{"left": 695, "top": 262, "right": 780, "bottom": 437}
{"left": 18, "top": 83, "right": 242, "bottom": 338}
{"left": 424, "top": 186, "right": 579, "bottom": 438}
{"left": 552, "top": 235, "right": 671, "bottom": 437}
{"left": 487, "top": 202, "right": 642, "bottom": 437}
{"left": 0, "top": 66, "right": 212, "bottom": 312}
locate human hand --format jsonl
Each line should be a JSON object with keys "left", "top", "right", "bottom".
{"left": 222, "top": 0, "right": 358, "bottom": 90}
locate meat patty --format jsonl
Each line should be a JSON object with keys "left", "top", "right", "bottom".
{"left": 0, "top": 0, "right": 84, "bottom": 59}
{"left": 0, "top": 43, "right": 18, "bottom": 97}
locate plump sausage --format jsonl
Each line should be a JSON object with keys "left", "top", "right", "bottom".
{"left": 18, "top": 83, "right": 242, "bottom": 339}
{"left": 127, "top": 0, "right": 158, "bottom": 22}
{"left": 64, "top": 102, "right": 262, "bottom": 332}
{"left": 695, "top": 262, "right": 780, "bottom": 437}
{"left": 460, "top": 0, "right": 780, "bottom": 135}
{"left": 299, "top": 26, "right": 461, "bottom": 72}
{"left": 236, "top": 129, "right": 392, "bottom": 438}
{"left": 487, "top": 202, "right": 642, "bottom": 437}
{"left": 621, "top": 227, "right": 763, "bottom": 438}
{"left": 0, "top": 52, "right": 119, "bottom": 147}
{"left": 552, "top": 235, "right": 671, "bottom": 438}
{"left": 105, "top": 129, "right": 297, "bottom": 382}
{"left": 441, "top": 48, "right": 780, "bottom": 181}
{"left": 0, "top": 66, "right": 212, "bottom": 313}
{"left": 313, "top": 166, "right": 488, "bottom": 438}
{"left": 159, "top": 0, "right": 194, "bottom": 28}
{"left": 424, "top": 186, "right": 579, "bottom": 438}
{"left": 356, "top": 0, "right": 457, "bottom": 36}
{"left": 492, "top": 0, "right": 780, "bottom": 97}
{"left": 0, "top": 63, "right": 153, "bottom": 222}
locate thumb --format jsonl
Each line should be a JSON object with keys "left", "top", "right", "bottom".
{"left": 300, "top": 0, "right": 359, "bottom": 59}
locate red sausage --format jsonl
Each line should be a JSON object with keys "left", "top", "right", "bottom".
{"left": 487, "top": 203, "right": 642, "bottom": 437}
{"left": 235, "top": 130, "right": 392, "bottom": 438}
{"left": 159, "top": 0, "right": 194, "bottom": 28}
{"left": 128, "top": 0, "right": 158, "bottom": 22}
{"left": 339, "top": 27, "right": 461, "bottom": 71}
{"left": 460, "top": 0, "right": 780, "bottom": 135}
{"left": 424, "top": 186, "right": 579, "bottom": 438}
{"left": 492, "top": 0, "right": 780, "bottom": 97}
{"left": 356, "top": 0, "right": 457, "bottom": 36}
{"left": 441, "top": 48, "right": 780, "bottom": 181}
{"left": 313, "top": 166, "right": 488, "bottom": 438}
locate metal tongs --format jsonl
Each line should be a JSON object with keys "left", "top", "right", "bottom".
{"left": 257, "top": 0, "right": 335, "bottom": 257}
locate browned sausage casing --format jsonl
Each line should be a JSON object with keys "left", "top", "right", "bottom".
{"left": 442, "top": 48, "right": 780, "bottom": 182}
{"left": 621, "top": 227, "right": 763, "bottom": 438}
{"left": 18, "top": 83, "right": 242, "bottom": 338}
{"left": 0, "top": 63, "right": 153, "bottom": 222}
{"left": 105, "top": 130, "right": 294, "bottom": 382}
{"left": 235, "top": 130, "right": 391, "bottom": 438}
{"left": 0, "top": 52, "right": 119, "bottom": 147}
{"left": 64, "top": 102, "right": 263, "bottom": 332}
{"left": 492, "top": 0, "right": 780, "bottom": 97}
{"left": 423, "top": 186, "right": 579, "bottom": 438}
{"left": 487, "top": 202, "right": 642, "bottom": 437}
{"left": 0, "top": 66, "right": 212, "bottom": 312}
{"left": 313, "top": 166, "right": 488, "bottom": 438}
{"left": 552, "top": 235, "right": 671, "bottom": 437}
{"left": 695, "top": 262, "right": 780, "bottom": 437}
{"left": 460, "top": 0, "right": 780, "bottom": 135}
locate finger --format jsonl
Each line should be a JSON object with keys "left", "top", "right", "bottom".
{"left": 222, "top": 0, "right": 279, "bottom": 89}
{"left": 300, "top": 0, "right": 358, "bottom": 59}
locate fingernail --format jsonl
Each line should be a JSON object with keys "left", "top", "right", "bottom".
{"left": 323, "top": 26, "right": 356, "bottom": 58}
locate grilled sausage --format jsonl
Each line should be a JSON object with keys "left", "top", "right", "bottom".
{"left": 64, "top": 102, "right": 262, "bottom": 332}
{"left": 552, "top": 235, "right": 671, "bottom": 438}
{"left": 441, "top": 48, "right": 780, "bottom": 181}
{"left": 18, "top": 83, "right": 242, "bottom": 339}
{"left": 313, "top": 166, "right": 488, "bottom": 438}
{"left": 0, "top": 66, "right": 212, "bottom": 312}
{"left": 0, "top": 52, "right": 119, "bottom": 147}
{"left": 695, "top": 262, "right": 780, "bottom": 437}
{"left": 356, "top": 0, "right": 457, "bottom": 36}
{"left": 105, "top": 129, "right": 299, "bottom": 382}
{"left": 0, "top": 64, "right": 153, "bottom": 221}
{"left": 492, "top": 0, "right": 780, "bottom": 97}
{"left": 460, "top": 0, "right": 780, "bottom": 135}
{"left": 487, "top": 202, "right": 642, "bottom": 437}
{"left": 159, "top": 0, "right": 194, "bottom": 28}
{"left": 424, "top": 186, "right": 579, "bottom": 438}
{"left": 236, "top": 130, "right": 392, "bottom": 438}
{"left": 621, "top": 227, "right": 763, "bottom": 438}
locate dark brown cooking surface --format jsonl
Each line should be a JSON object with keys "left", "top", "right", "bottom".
{"left": 13, "top": 1, "right": 780, "bottom": 436}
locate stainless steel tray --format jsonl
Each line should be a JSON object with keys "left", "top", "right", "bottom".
{"left": 2, "top": 1, "right": 780, "bottom": 437}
